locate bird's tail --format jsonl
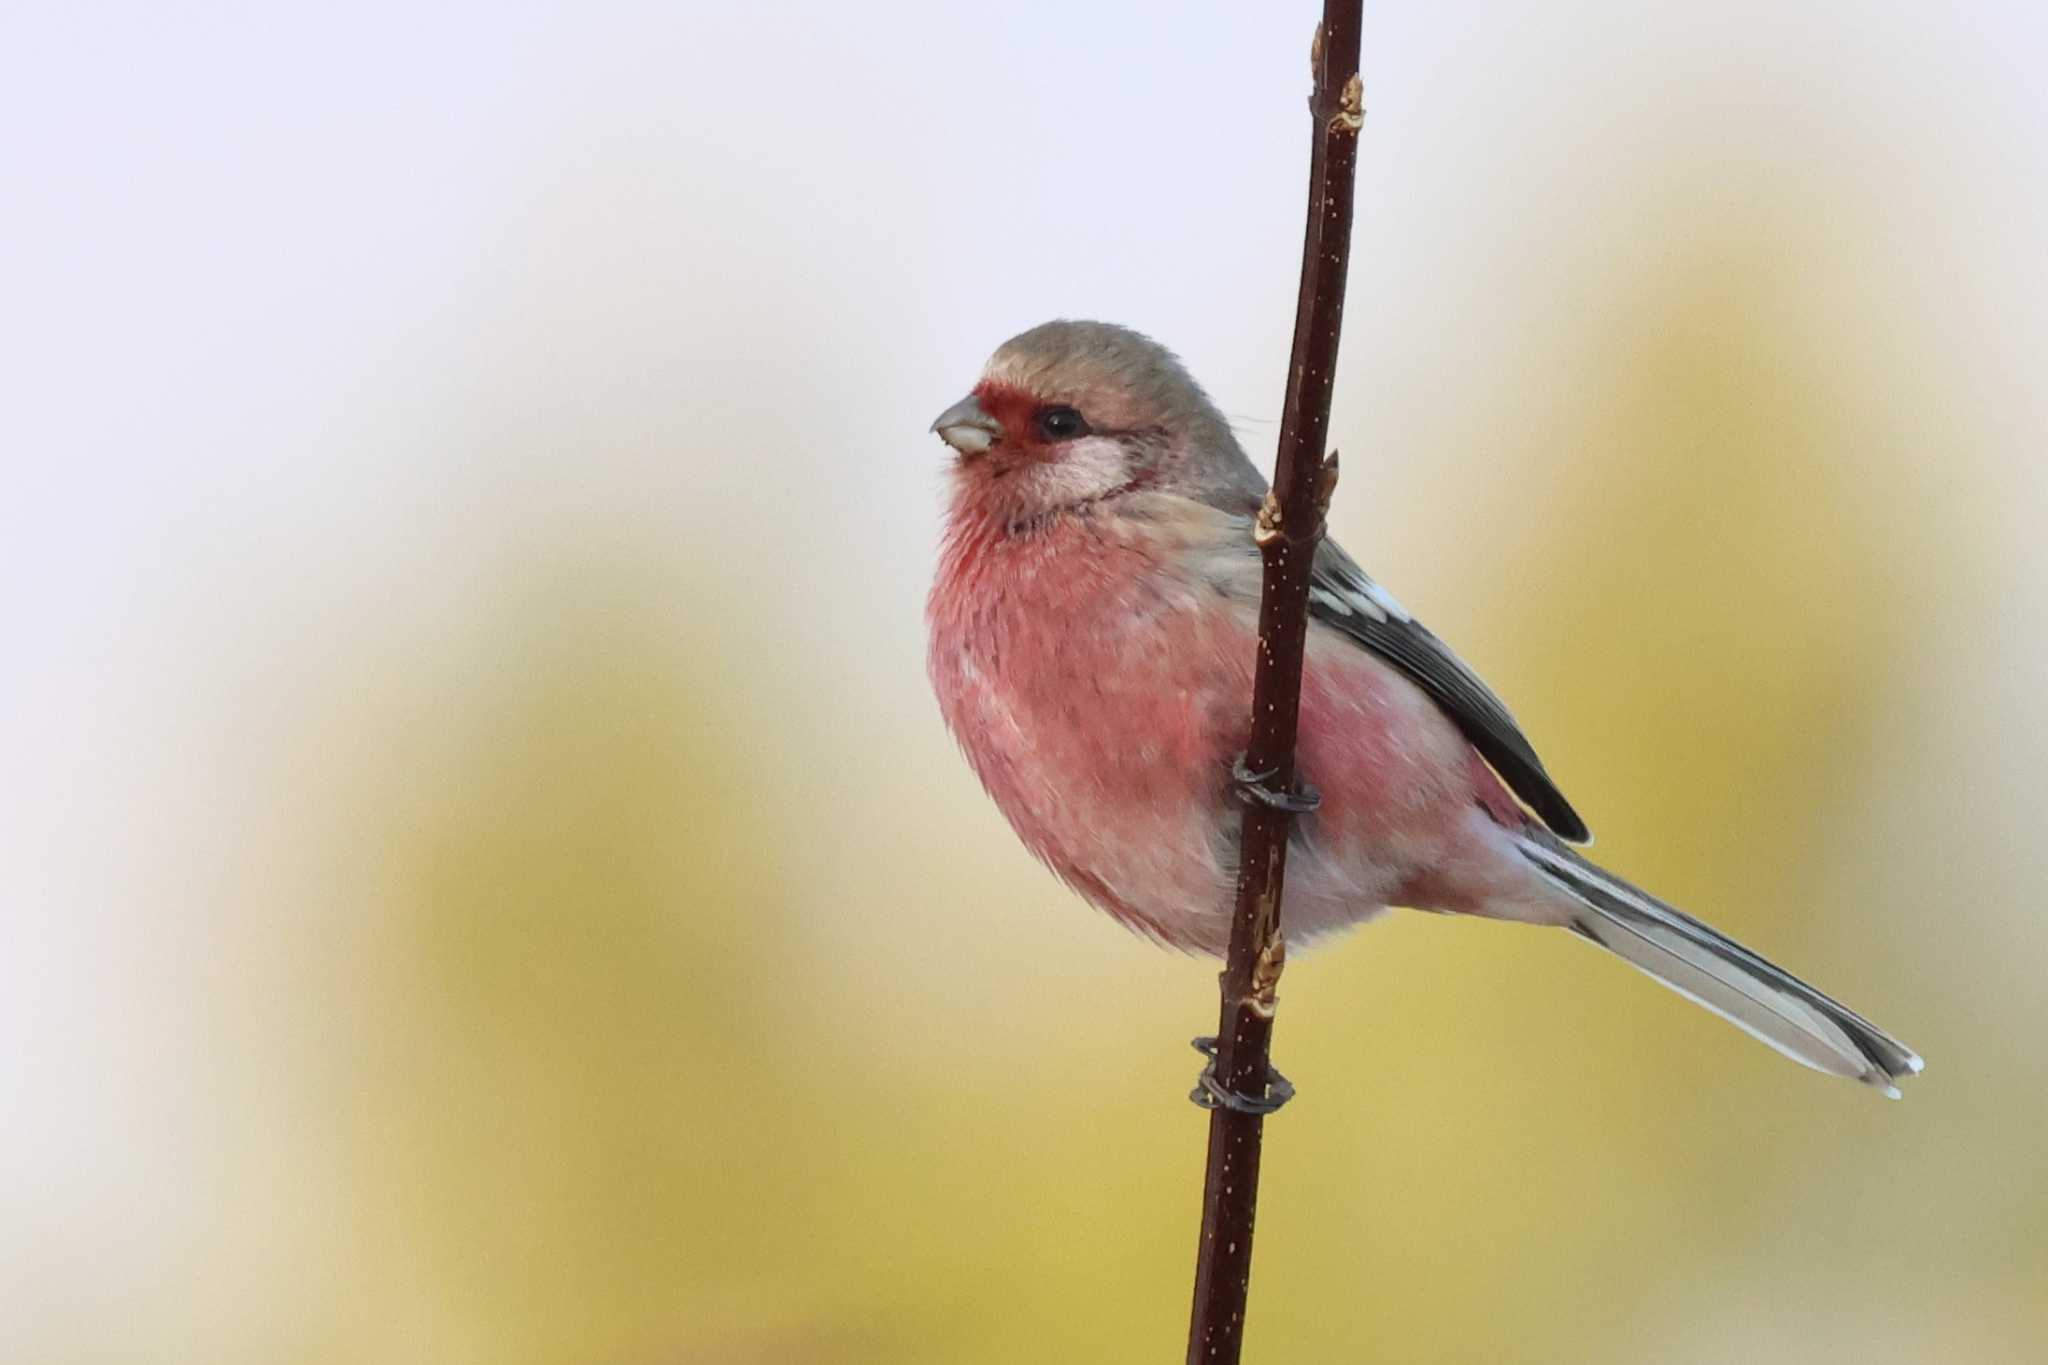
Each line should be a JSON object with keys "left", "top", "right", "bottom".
{"left": 1514, "top": 834, "right": 1923, "bottom": 1096}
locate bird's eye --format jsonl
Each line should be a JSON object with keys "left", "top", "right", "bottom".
{"left": 1035, "top": 406, "right": 1088, "bottom": 441}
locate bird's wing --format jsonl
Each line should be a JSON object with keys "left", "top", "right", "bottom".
{"left": 1308, "top": 540, "right": 1591, "bottom": 843}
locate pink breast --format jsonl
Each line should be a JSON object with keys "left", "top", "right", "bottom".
{"left": 929, "top": 512, "right": 1517, "bottom": 951}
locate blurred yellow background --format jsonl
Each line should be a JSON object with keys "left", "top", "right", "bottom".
{"left": 5, "top": 3, "right": 2045, "bottom": 1361}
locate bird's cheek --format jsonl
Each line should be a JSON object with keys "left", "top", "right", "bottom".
{"left": 990, "top": 434, "right": 1072, "bottom": 478}
{"left": 1038, "top": 439, "right": 1136, "bottom": 501}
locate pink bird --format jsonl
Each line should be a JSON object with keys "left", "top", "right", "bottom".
{"left": 927, "top": 319, "right": 1921, "bottom": 1096}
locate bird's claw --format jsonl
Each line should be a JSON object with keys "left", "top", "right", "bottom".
{"left": 1188, "top": 1035, "right": 1296, "bottom": 1115}
{"left": 1230, "top": 754, "right": 1322, "bottom": 814}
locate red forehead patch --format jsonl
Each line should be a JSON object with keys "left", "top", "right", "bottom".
{"left": 971, "top": 380, "right": 1041, "bottom": 441}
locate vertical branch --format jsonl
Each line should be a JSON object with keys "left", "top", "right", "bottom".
{"left": 1185, "top": 4, "right": 1364, "bottom": 1363}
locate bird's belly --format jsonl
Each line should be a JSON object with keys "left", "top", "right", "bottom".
{"left": 930, "top": 543, "right": 1484, "bottom": 954}
{"left": 932, "top": 600, "right": 1252, "bottom": 951}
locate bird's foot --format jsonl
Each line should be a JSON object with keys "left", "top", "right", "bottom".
{"left": 1188, "top": 1035, "right": 1296, "bottom": 1115}
{"left": 1230, "top": 754, "right": 1322, "bottom": 814}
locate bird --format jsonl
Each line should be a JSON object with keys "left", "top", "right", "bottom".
{"left": 926, "top": 318, "right": 1921, "bottom": 1097}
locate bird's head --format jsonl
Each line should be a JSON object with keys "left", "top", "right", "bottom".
{"left": 931, "top": 320, "right": 1260, "bottom": 527}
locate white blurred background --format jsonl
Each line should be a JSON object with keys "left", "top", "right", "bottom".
{"left": 4, "top": 3, "right": 2045, "bottom": 1361}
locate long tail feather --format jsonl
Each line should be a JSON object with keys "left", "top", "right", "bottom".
{"left": 1515, "top": 835, "right": 1923, "bottom": 1096}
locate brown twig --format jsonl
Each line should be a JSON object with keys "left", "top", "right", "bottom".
{"left": 1184, "top": 5, "right": 1364, "bottom": 1362}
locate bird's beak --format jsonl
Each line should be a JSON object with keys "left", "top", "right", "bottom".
{"left": 930, "top": 394, "right": 1002, "bottom": 457}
